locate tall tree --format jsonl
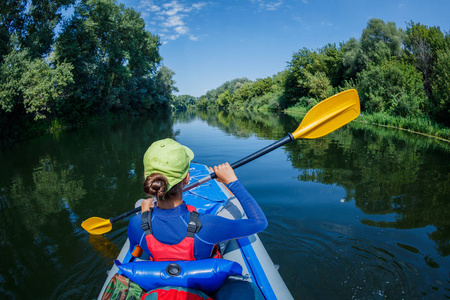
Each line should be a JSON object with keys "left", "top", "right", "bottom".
{"left": 342, "top": 19, "right": 404, "bottom": 82}
{"left": 54, "top": 0, "right": 162, "bottom": 119}
{"left": 404, "top": 22, "right": 448, "bottom": 102}
{"left": 0, "top": 0, "right": 27, "bottom": 60}
{"left": 285, "top": 47, "right": 334, "bottom": 104}
{"left": 431, "top": 48, "right": 450, "bottom": 125}
{"left": 361, "top": 19, "right": 404, "bottom": 62}
{"left": 0, "top": 49, "right": 73, "bottom": 120}
{"left": 148, "top": 65, "right": 178, "bottom": 109}
{"left": 0, "top": 0, "right": 75, "bottom": 59}
{"left": 356, "top": 60, "right": 426, "bottom": 117}
{"left": 342, "top": 37, "right": 369, "bottom": 80}
{"left": 321, "top": 43, "right": 346, "bottom": 87}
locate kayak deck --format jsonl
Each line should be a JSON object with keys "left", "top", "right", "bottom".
{"left": 97, "top": 163, "right": 293, "bottom": 299}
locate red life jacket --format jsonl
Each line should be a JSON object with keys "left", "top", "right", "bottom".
{"left": 141, "top": 205, "right": 206, "bottom": 261}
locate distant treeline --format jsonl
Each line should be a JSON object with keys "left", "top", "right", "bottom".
{"left": 174, "top": 19, "right": 450, "bottom": 139}
{"left": 0, "top": 0, "right": 177, "bottom": 145}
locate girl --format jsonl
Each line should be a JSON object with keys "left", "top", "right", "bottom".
{"left": 128, "top": 138, "right": 267, "bottom": 261}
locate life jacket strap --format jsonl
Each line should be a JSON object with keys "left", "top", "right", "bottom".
{"left": 141, "top": 208, "right": 153, "bottom": 235}
{"left": 187, "top": 211, "right": 202, "bottom": 238}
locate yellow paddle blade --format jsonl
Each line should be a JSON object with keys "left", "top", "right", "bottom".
{"left": 81, "top": 217, "right": 112, "bottom": 235}
{"left": 292, "top": 89, "right": 360, "bottom": 139}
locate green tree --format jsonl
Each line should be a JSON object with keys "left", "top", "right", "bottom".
{"left": 0, "top": 1, "right": 26, "bottom": 61}
{"left": 361, "top": 19, "right": 404, "bottom": 62}
{"left": 250, "top": 77, "right": 273, "bottom": 98}
{"left": 321, "top": 43, "right": 346, "bottom": 87}
{"left": 356, "top": 60, "right": 426, "bottom": 117}
{"left": 149, "top": 65, "right": 178, "bottom": 109}
{"left": 54, "top": 0, "right": 162, "bottom": 119}
{"left": 285, "top": 48, "right": 324, "bottom": 105}
{"left": 172, "top": 95, "right": 196, "bottom": 111}
{"left": 431, "top": 48, "right": 450, "bottom": 125}
{"left": 196, "top": 95, "right": 209, "bottom": 110}
{"left": 199, "top": 78, "right": 251, "bottom": 110}
{"left": 285, "top": 46, "right": 336, "bottom": 105}
{"left": 342, "top": 19, "right": 404, "bottom": 82}
{"left": 404, "top": 22, "right": 447, "bottom": 100}
{"left": 303, "top": 71, "right": 333, "bottom": 101}
{"left": 216, "top": 90, "right": 231, "bottom": 109}
{"left": 0, "top": 0, "right": 75, "bottom": 59}
{"left": 404, "top": 22, "right": 450, "bottom": 126}
{"left": 0, "top": 49, "right": 73, "bottom": 120}
{"left": 229, "top": 82, "right": 250, "bottom": 109}
{"left": 342, "top": 37, "right": 369, "bottom": 80}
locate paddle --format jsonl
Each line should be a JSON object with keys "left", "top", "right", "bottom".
{"left": 82, "top": 89, "right": 360, "bottom": 235}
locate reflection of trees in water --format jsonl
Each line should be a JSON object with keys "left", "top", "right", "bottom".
{"left": 193, "top": 109, "right": 450, "bottom": 257}
{"left": 0, "top": 155, "right": 87, "bottom": 297}
{"left": 172, "top": 110, "right": 198, "bottom": 124}
{"left": 193, "top": 109, "right": 294, "bottom": 140}
{"left": 0, "top": 112, "right": 174, "bottom": 297}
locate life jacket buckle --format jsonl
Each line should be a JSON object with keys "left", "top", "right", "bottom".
{"left": 141, "top": 209, "right": 153, "bottom": 233}
{"left": 142, "top": 222, "right": 150, "bottom": 232}
{"left": 187, "top": 221, "right": 197, "bottom": 233}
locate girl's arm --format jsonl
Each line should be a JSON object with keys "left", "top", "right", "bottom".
{"left": 199, "top": 163, "right": 268, "bottom": 243}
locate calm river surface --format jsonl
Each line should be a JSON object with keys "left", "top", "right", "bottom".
{"left": 0, "top": 110, "right": 449, "bottom": 299}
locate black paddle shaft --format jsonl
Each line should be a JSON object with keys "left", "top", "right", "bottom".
{"left": 226, "top": 133, "right": 295, "bottom": 174}
{"left": 110, "top": 207, "right": 141, "bottom": 224}
{"left": 183, "top": 134, "right": 294, "bottom": 191}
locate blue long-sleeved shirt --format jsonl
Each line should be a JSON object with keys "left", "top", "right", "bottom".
{"left": 128, "top": 180, "right": 267, "bottom": 259}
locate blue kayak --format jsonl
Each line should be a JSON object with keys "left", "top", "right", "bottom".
{"left": 97, "top": 163, "right": 293, "bottom": 299}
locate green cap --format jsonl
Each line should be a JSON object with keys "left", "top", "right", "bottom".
{"left": 143, "top": 138, "right": 194, "bottom": 191}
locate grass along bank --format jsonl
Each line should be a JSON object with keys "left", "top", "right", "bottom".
{"left": 285, "top": 107, "right": 450, "bottom": 142}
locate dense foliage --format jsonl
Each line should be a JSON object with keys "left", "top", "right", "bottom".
{"left": 0, "top": 0, "right": 177, "bottom": 145}
{"left": 1, "top": 5, "right": 449, "bottom": 145}
{"left": 192, "top": 19, "right": 450, "bottom": 137}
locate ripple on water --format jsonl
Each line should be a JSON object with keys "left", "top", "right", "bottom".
{"left": 262, "top": 217, "right": 432, "bottom": 300}
{"left": 51, "top": 225, "right": 128, "bottom": 299}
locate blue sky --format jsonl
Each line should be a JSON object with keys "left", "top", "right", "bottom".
{"left": 119, "top": 0, "right": 450, "bottom": 97}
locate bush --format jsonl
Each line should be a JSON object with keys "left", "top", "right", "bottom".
{"left": 431, "top": 49, "right": 450, "bottom": 126}
{"left": 356, "top": 60, "right": 427, "bottom": 117}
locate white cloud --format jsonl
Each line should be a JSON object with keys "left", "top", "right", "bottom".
{"left": 192, "top": 3, "right": 207, "bottom": 10}
{"left": 163, "top": 1, "right": 186, "bottom": 16}
{"left": 266, "top": 1, "right": 283, "bottom": 10}
{"left": 175, "top": 26, "right": 189, "bottom": 34}
{"left": 163, "top": 15, "right": 185, "bottom": 27}
{"left": 321, "top": 21, "right": 333, "bottom": 27}
{"left": 139, "top": 0, "right": 161, "bottom": 12}
{"left": 251, "top": 0, "right": 284, "bottom": 11}
{"left": 138, "top": 0, "right": 207, "bottom": 43}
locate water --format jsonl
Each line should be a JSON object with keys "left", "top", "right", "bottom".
{"left": 0, "top": 111, "right": 449, "bottom": 299}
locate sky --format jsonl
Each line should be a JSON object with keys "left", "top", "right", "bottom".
{"left": 119, "top": 0, "right": 450, "bottom": 97}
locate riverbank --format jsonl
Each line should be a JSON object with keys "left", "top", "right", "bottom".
{"left": 0, "top": 110, "right": 172, "bottom": 149}
{"left": 4, "top": 105, "right": 449, "bottom": 149}
{"left": 285, "top": 106, "right": 450, "bottom": 142}
{"left": 1, "top": 115, "right": 97, "bottom": 149}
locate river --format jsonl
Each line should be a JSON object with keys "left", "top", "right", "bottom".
{"left": 0, "top": 110, "right": 449, "bottom": 299}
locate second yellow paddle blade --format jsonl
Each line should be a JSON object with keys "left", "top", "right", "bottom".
{"left": 292, "top": 89, "right": 360, "bottom": 139}
{"left": 81, "top": 217, "right": 112, "bottom": 235}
